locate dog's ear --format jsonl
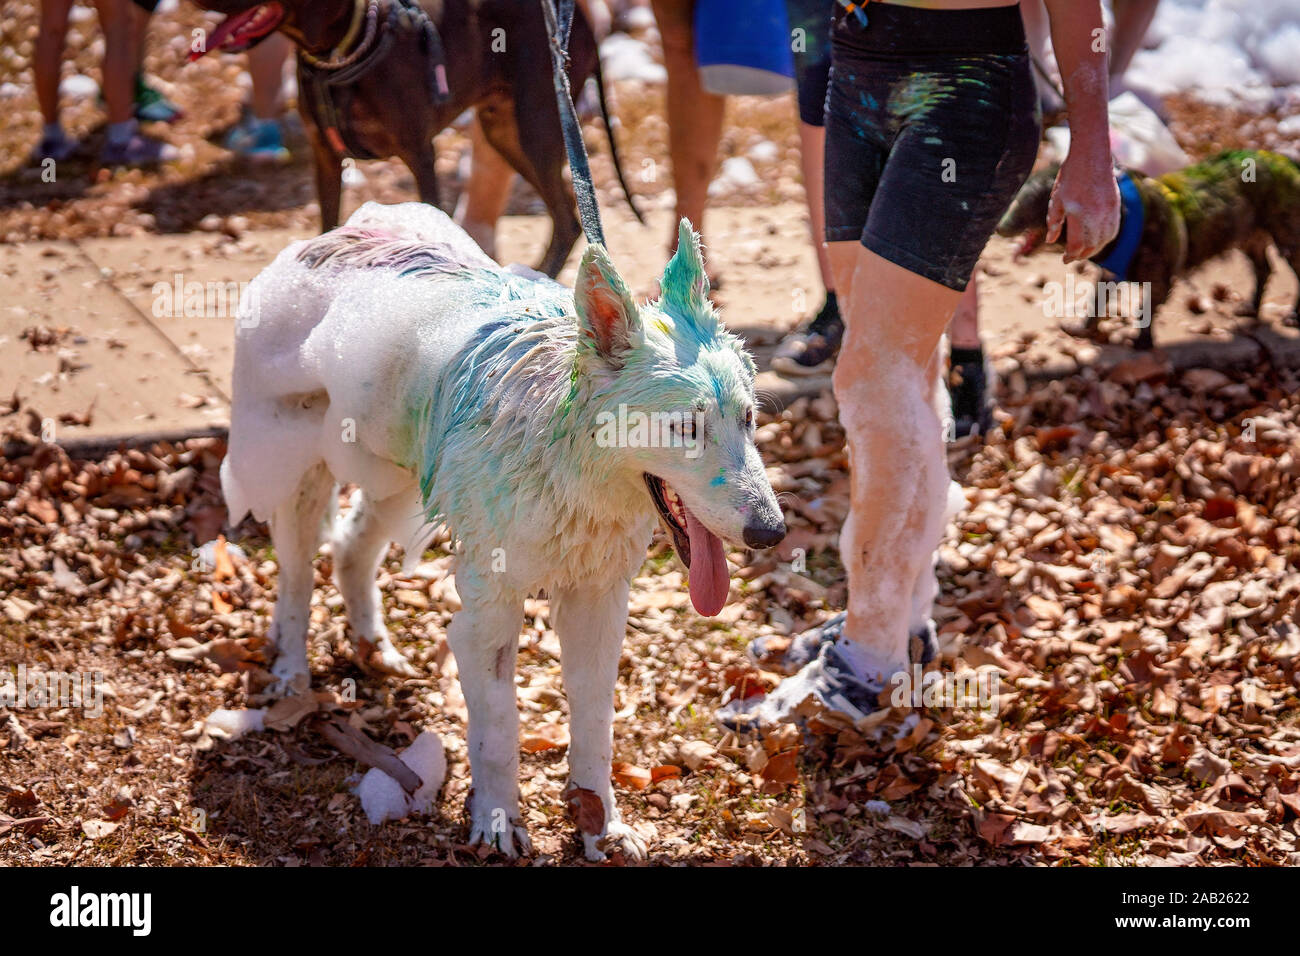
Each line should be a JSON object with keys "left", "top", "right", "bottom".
{"left": 660, "top": 219, "right": 710, "bottom": 318}
{"left": 575, "top": 244, "right": 640, "bottom": 365}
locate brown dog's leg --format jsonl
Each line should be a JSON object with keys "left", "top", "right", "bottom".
{"left": 1240, "top": 238, "right": 1272, "bottom": 318}
{"left": 309, "top": 131, "right": 344, "bottom": 232}
{"left": 1134, "top": 276, "right": 1167, "bottom": 350}
{"left": 405, "top": 148, "right": 439, "bottom": 215}
{"left": 1284, "top": 245, "right": 1300, "bottom": 324}
{"left": 478, "top": 94, "right": 580, "bottom": 278}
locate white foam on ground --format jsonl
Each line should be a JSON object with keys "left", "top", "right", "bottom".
{"left": 600, "top": 33, "right": 667, "bottom": 84}
{"left": 1126, "top": 0, "right": 1300, "bottom": 108}
{"left": 355, "top": 731, "right": 447, "bottom": 825}
{"left": 204, "top": 708, "right": 265, "bottom": 740}
{"left": 708, "top": 157, "right": 760, "bottom": 197}
{"left": 59, "top": 75, "right": 98, "bottom": 100}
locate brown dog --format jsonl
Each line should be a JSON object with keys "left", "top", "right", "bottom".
{"left": 997, "top": 150, "right": 1300, "bottom": 349}
{"left": 191, "top": 0, "right": 641, "bottom": 276}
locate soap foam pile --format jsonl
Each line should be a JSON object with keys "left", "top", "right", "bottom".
{"left": 354, "top": 732, "right": 447, "bottom": 826}
{"left": 1125, "top": 0, "right": 1300, "bottom": 108}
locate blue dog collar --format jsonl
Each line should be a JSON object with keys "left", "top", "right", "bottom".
{"left": 1094, "top": 171, "right": 1144, "bottom": 280}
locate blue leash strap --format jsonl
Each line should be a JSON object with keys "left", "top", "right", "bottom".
{"left": 541, "top": 0, "right": 606, "bottom": 248}
{"left": 1094, "top": 171, "right": 1145, "bottom": 280}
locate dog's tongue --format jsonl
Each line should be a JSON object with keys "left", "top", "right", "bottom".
{"left": 188, "top": 8, "right": 271, "bottom": 62}
{"left": 685, "top": 508, "right": 728, "bottom": 617}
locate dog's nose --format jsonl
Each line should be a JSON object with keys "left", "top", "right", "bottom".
{"left": 743, "top": 520, "right": 786, "bottom": 549}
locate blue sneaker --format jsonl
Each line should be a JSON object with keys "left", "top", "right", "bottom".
{"left": 224, "top": 115, "right": 289, "bottom": 163}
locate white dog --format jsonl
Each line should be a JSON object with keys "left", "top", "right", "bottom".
{"left": 221, "top": 202, "right": 785, "bottom": 860}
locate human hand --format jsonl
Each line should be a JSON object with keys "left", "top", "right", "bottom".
{"left": 1046, "top": 149, "right": 1121, "bottom": 263}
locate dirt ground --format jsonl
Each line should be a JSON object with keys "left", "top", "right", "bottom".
{"left": 2, "top": 2, "right": 1300, "bottom": 866}
{"left": 2, "top": 360, "right": 1299, "bottom": 867}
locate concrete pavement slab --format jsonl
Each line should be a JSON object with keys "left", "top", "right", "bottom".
{"left": 5, "top": 203, "right": 1296, "bottom": 447}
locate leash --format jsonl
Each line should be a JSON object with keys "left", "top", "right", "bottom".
{"left": 541, "top": 0, "right": 606, "bottom": 248}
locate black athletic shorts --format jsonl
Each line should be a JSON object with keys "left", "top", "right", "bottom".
{"left": 823, "top": 2, "right": 1040, "bottom": 290}
{"left": 784, "top": 0, "right": 834, "bottom": 127}
{"left": 131, "top": 0, "right": 161, "bottom": 12}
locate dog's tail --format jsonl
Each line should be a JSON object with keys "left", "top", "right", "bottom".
{"left": 592, "top": 50, "right": 646, "bottom": 226}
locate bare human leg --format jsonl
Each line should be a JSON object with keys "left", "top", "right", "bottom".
{"left": 798, "top": 121, "right": 833, "bottom": 295}
{"left": 650, "top": 0, "right": 725, "bottom": 247}
{"left": 95, "top": 0, "right": 136, "bottom": 126}
{"left": 830, "top": 243, "right": 961, "bottom": 682}
{"left": 770, "top": 122, "right": 842, "bottom": 375}
{"left": 732, "top": 244, "right": 962, "bottom": 724}
{"left": 454, "top": 113, "right": 515, "bottom": 261}
{"left": 1108, "top": 0, "right": 1160, "bottom": 82}
{"left": 35, "top": 0, "right": 74, "bottom": 128}
{"left": 250, "top": 32, "right": 291, "bottom": 120}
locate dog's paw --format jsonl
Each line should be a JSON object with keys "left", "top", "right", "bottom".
{"left": 467, "top": 815, "right": 532, "bottom": 859}
{"left": 266, "top": 656, "right": 311, "bottom": 698}
{"left": 585, "top": 821, "right": 648, "bottom": 863}
{"left": 359, "top": 636, "right": 420, "bottom": 679}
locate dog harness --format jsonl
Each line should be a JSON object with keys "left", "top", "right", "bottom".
{"left": 298, "top": 0, "right": 450, "bottom": 160}
{"left": 1094, "top": 171, "right": 1145, "bottom": 281}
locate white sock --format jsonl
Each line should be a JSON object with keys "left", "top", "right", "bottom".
{"left": 832, "top": 636, "right": 897, "bottom": 685}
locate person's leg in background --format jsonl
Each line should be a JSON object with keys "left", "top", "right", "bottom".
{"left": 225, "top": 33, "right": 292, "bottom": 162}
{"left": 771, "top": 0, "right": 841, "bottom": 376}
{"left": 1108, "top": 0, "right": 1159, "bottom": 84}
{"left": 649, "top": 0, "right": 725, "bottom": 249}
{"left": 99, "top": 0, "right": 142, "bottom": 147}
{"left": 33, "top": 0, "right": 77, "bottom": 162}
{"left": 455, "top": 114, "right": 516, "bottom": 260}
{"left": 98, "top": 0, "right": 176, "bottom": 165}
{"left": 129, "top": 0, "right": 182, "bottom": 124}
{"left": 948, "top": 277, "right": 993, "bottom": 438}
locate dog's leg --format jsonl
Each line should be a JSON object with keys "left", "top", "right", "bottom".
{"left": 551, "top": 579, "right": 646, "bottom": 862}
{"left": 332, "top": 487, "right": 420, "bottom": 678}
{"left": 405, "top": 147, "right": 439, "bottom": 213}
{"left": 1244, "top": 243, "right": 1271, "bottom": 319}
{"left": 477, "top": 92, "right": 580, "bottom": 278}
{"left": 1134, "top": 275, "right": 1167, "bottom": 351}
{"left": 308, "top": 129, "right": 344, "bottom": 232}
{"left": 1285, "top": 245, "right": 1300, "bottom": 323}
{"left": 266, "top": 462, "right": 335, "bottom": 695}
{"left": 446, "top": 573, "right": 530, "bottom": 857}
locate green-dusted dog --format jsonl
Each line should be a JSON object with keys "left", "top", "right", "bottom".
{"left": 997, "top": 149, "right": 1300, "bottom": 349}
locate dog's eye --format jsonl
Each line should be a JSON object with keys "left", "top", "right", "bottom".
{"left": 679, "top": 417, "right": 697, "bottom": 440}
{"left": 744, "top": 408, "right": 753, "bottom": 428}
